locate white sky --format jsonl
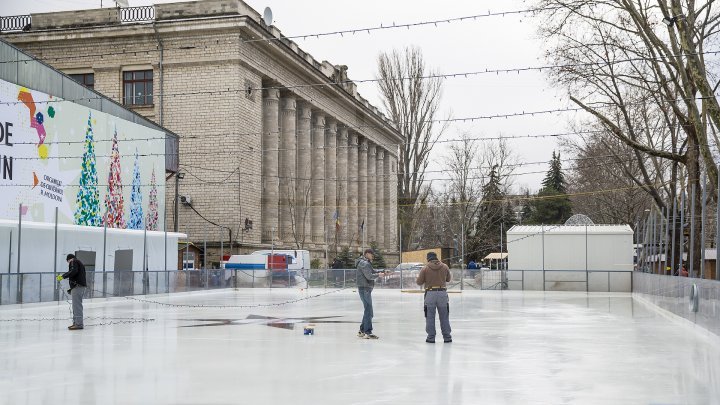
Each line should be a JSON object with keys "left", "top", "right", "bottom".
{"left": 2, "top": 0, "right": 580, "bottom": 192}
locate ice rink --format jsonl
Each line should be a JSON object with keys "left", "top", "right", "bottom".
{"left": 1, "top": 288, "right": 719, "bottom": 405}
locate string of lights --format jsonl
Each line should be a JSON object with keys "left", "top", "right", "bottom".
{"left": 242, "top": 7, "right": 557, "bottom": 44}
{"left": 1, "top": 114, "right": 706, "bottom": 158}
{"left": 1, "top": 72, "right": 717, "bottom": 111}
{"left": 4, "top": 126, "right": 614, "bottom": 147}
{"left": 0, "top": 157, "right": 643, "bottom": 192}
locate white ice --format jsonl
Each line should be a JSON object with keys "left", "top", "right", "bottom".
{"left": 1, "top": 289, "right": 719, "bottom": 405}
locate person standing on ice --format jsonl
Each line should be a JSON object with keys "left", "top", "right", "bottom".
{"left": 57, "top": 254, "right": 87, "bottom": 330}
{"left": 355, "top": 248, "right": 386, "bottom": 339}
{"left": 416, "top": 251, "right": 452, "bottom": 343}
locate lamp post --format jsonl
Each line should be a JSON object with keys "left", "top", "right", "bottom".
{"left": 173, "top": 172, "right": 185, "bottom": 232}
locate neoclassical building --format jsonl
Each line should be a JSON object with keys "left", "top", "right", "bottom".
{"left": 1, "top": 0, "right": 402, "bottom": 265}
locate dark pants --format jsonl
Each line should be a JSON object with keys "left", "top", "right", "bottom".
{"left": 424, "top": 290, "right": 451, "bottom": 340}
{"left": 358, "top": 287, "right": 374, "bottom": 334}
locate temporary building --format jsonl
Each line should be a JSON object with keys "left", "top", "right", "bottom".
{"left": 506, "top": 225, "right": 633, "bottom": 292}
{"left": 1, "top": 219, "right": 184, "bottom": 274}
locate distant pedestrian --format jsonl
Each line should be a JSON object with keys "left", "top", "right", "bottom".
{"left": 680, "top": 264, "right": 688, "bottom": 277}
{"left": 57, "top": 254, "right": 87, "bottom": 330}
{"left": 355, "top": 248, "right": 387, "bottom": 339}
{"left": 468, "top": 260, "right": 478, "bottom": 277}
{"left": 331, "top": 257, "right": 344, "bottom": 286}
{"left": 416, "top": 251, "right": 452, "bottom": 343}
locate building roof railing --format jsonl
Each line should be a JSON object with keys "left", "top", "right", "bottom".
{"left": 1, "top": 6, "right": 155, "bottom": 32}
{"left": 119, "top": 6, "right": 155, "bottom": 23}
{"left": 0, "top": 15, "right": 31, "bottom": 32}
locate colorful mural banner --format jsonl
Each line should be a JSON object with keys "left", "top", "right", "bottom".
{"left": 0, "top": 78, "right": 166, "bottom": 230}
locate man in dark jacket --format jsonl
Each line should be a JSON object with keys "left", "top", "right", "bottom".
{"left": 416, "top": 251, "right": 452, "bottom": 343}
{"left": 331, "top": 257, "right": 344, "bottom": 287}
{"left": 355, "top": 248, "right": 387, "bottom": 339}
{"left": 57, "top": 254, "right": 87, "bottom": 330}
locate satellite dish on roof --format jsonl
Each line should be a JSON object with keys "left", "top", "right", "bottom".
{"left": 263, "top": 7, "right": 273, "bottom": 26}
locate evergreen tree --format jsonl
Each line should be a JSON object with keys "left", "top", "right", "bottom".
{"left": 336, "top": 246, "right": 354, "bottom": 269}
{"left": 104, "top": 128, "right": 126, "bottom": 228}
{"left": 74, "top": 112, "right": 102, "bottom": 226}
{"left": 470, "top": 166, "right": 517, "bottom": 260}
{"left": 530, "top": 151, "right": 572, "bottom": 224}
{"left": 520, "top": 190, "right": 534, "bottom": 224}
{"left": 369, "top": 241, "right": 387, "bottom": 269}
{"left": 146, "top": 167, "right": 159, "bottom": 231}
{"left": 128, "top": 150, "right": 143, "bottom": 230}
{"left": 541, "top": 151, "right": 568, "bottom": 193}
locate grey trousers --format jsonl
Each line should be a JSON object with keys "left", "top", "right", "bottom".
{"left": 71, "top": 286, "right": 86, "bottom": 326}
{"left": 424, "top": 290, "right": 451, "bottom": 340}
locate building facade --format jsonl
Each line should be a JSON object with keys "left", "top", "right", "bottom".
{"left": 2, "top": 0, "right": 402, "bottom": 265}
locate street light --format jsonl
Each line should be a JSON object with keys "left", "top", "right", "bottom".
{"left": 174, "top": 172, "right": 185, "bottom": 232}
{"left": 662, "top": 14, "right": 685, "bottom": 27}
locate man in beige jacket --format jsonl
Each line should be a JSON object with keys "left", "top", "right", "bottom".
{"left": 416, "top": 251, "right": 452, "bottom": 343}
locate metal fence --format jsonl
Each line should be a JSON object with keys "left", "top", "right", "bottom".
{"left": 0, "top": 267, "right": 510, "bottom": 305}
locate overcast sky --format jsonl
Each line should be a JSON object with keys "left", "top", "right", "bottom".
{"left": 2, "top": 0, "right": 580, "bottom": 192}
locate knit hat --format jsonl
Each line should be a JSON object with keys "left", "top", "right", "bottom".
{"left": 427, "top": 252, "right": 438, "bottom": 261}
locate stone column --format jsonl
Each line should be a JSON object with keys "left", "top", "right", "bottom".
{"left": 324, "top": 119, "right": 338, "bottom": 246}
{"left": 347, "top": 132, "right": 359, "bottom": 247}
{"left": 366, "top": 143, "right": 377, "bottom": 245}
{"left": 279, "top": 94, "right": 296, "bottom": 242}
{"left": 376, "top": 149, "right": 385, "bottom": 248}
{"left": 261, "top": 88, "right": 280, "bottom": 243}
{"left": 296, "top": 101, "right": 312, "bottom": 245}
{"left": 385, "top": 155, "right": 397, "bottom": 249}
{"left": 358, "top": 139, "right": 368, "bottom": 248}
{"left": 336, "top": 126, "right": 349, "bottom": 246}
{"left": 311, "top": 112, "right": 326, "bottom": 244}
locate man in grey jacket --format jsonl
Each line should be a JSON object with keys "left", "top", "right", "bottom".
{"left": 355, "top": 248, "right": 387, "bottom": 339}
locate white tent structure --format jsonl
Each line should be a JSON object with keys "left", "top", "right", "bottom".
{"left": 1, "top": 219, "right": 184, "bottom": 274}
{"left": 506, "top": 225, "right": 633, "bottom": 292}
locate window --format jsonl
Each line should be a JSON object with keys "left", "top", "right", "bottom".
{"left": 69, "top": 73, "right": 94, "bottom": 88}
{"left": 123, "top": 70, "right": 153, "bottom": 106}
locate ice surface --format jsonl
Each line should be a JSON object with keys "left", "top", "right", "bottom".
{"left": 0, "top": 289, "right": 718, "bottom": 405}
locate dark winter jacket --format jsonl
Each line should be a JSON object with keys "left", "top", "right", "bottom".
{"left": 355, "top": 256, "right": 379, "bottom": 288}
{"left": 62, "top": 258, "right": 87, "bottom": 289}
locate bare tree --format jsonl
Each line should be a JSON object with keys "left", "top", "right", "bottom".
{"left": 438, "top": 135, "right": 518, "bottom": 263}
{"left": 377, "top": 46, "right": 448, "bottom": 251}
{"left": 287, "top": 180, "right": 312, "bottom": 249}
{"left": 562, "top": 126, "right": 658, "bottom": 226}
{"left": 534, "top": 0, "right": 720, "bottom": 273}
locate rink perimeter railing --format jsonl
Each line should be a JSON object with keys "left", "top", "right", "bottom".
{"left": 1, "top": 268, "right": 639, "bottom": 305}
{"left": 0, "top": 268, "right": 510, "bottom": 305}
